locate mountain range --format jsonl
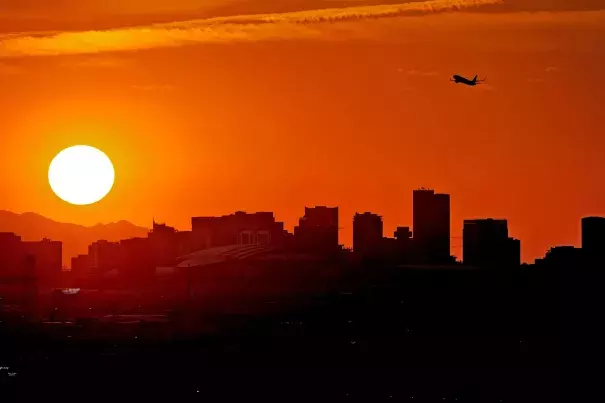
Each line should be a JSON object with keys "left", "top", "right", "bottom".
{"left": 0, "top": 210, "right": 149, "bottom": 267}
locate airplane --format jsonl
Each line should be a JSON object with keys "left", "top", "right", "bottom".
{"left": 450, "top": 74, "right": 486, "bottom": 86}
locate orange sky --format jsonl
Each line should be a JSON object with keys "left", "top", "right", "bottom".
{"left": 1, "top": 0, "right": 604, "bottom": 263}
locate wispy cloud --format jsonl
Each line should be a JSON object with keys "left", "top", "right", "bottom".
{"left": 482, "top": 0, "right": 605, "bottom": 13}
{"left": 526, "top": 66, "right": 561, "bottom": 84}
{"left": 405, "top": 69, "right": 439, "bottom": 76}
{"left": 527, "top": 66, "right": 563, "bottom": 84}
{"left": 0, "top": 0, "right": 503, "bottom": 58}
{"left": 60, "top": 55, "right": 130, "bottom": 68}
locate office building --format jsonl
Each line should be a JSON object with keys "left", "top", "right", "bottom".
{"left": 22, "top": 238, "right": 62, "bottom": 279}
{"left": 176, "top": 231, "right": 194, "bottom": 256}
{"left": 191, "top": 216, "right": 221, "bottom": 249}
{"left": 294, "top": 206, "right": 339, "bottom": 254}
{"left": 582, "top": 216, "right": 605, "bottom": 262}
{"left": 88, "top": 240, "right": 121, "bottom": 274}
{"left": 413, "top": 188, "right": 451, "bottom": 264}
{"left": 505, "top": 237, "right": 522, "bottom": 267}
{"left": 0, "top": 234, "right": 62, "bottom": 279}
{"left": 148, "top": 221, "right": 180, "bottom": 267}
{"left": 192, "top": 211, "right": 286, "bottom": 249}
{"left": 71, "top": 254, "right": 90, "bottom": 275}
{"left": 0, "top": 233, "right": 24, "bottom": 277}
{"left": 120, "top": 237, "right": 155, "bottom": 278}
{"left": 353, "top": 212, "right": 383, "bottom": 255}
{"left": 463, "top": 219, "right": 520, "bottom": 267}
{"left": 535, "top": 246, "right": 583, "bottom": 267}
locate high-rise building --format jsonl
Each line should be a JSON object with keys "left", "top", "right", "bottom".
{"left": 191, "top": 216, "right": 221, "bottom": 249}
{"left": 148, "top": 221, "right": 180, "bottom": 267}
{"left": 192, "top": 211, "right": 286, "bottom": 249}
{"left": 120, "top": 237, "right": 155, "bottom": 278}
{"left": 88, "top": 240, "right": 121, "bottom": 274}
{"left": 0, "top": 234, "right": 62, "bottom": 279}
{"left": 294, "top": 206, "right": 339, "bottom": 254}
{"left": 0, "top": 233, "right": 24, "bottom": 277}
{"left": 377, "top": 226, "right": 415, "bottom": 264}
{"left": 535, "top": 246, "right": 583, "bottom": 267}
{"left": 413, "top": 188, "right": 451, "bottom": 264}
{"left": 353, "top": 212, "right": 383, "bottom": 255}
{"left": 504, "top": 237, "right": 522, "bottom": 267}
{"left": 233, "top": 212, "right": 285, "bottom": 246}
{"left": 71, "top": 254, "right": 90, "bottom": 274}
{"left": 22, "top": 238, "right": 62, "bottom": 279}
{"left": 582, "top": 216, "right": 605, "bottom": 262}
{"left": 463, "top": 219, "right": 520, "bottom": 267}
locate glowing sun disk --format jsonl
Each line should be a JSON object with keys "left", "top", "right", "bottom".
{"left": 48, "top": 145, "right": 115, "bottom": 205}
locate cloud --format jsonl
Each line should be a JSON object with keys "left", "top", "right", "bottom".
{"left": 405, "top": 69, "right": 439, "bottom": 76}
{"left": 526, "top": 66, "right": 561, "bottom": 83}
{"left": 60, "top": 55, "right": 130, "bottom": 68}
{"left": 482, "top": 0, "right": 605, "bottom": 13}
{"left": 0, "top": 0, "right": 503, "bottom": 58}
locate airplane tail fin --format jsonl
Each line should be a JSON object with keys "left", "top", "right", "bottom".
{"left": 473, "top": 75, "right": 478, "bottom": 82}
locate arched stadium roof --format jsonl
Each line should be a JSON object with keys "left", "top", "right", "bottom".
{"left": 175, "top": 244, "right": 277, "bottom": 269}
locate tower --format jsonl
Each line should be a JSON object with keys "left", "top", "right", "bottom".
{"left": 353, "top": 212, "right": 383, "bottom": 255}
{"left": 412, "top": 188, "right": 451, "bottom": 264}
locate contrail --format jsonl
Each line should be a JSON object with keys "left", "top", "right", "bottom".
{"left": 202, "top": 0, "right": 505, "bottom": 24}
{"left": 0, "top": 0, "right": 504, "bottom": 57}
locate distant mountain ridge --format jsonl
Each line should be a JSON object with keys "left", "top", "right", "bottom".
{"left": 0, "top": 210, "right": 149, "bottom": 267}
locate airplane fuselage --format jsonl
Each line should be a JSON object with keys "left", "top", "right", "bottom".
{"left": 452, "top": 75, "right": 477, "bottom": 86}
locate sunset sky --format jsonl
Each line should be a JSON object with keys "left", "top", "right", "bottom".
{"left": 1, "top": 0, "right": 604, "bottom": 263}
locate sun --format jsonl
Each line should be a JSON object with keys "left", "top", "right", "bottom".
{"left": 48, "top": 145, "right": 115, "bottom": 206}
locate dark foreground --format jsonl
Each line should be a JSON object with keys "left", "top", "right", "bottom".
{"left": 1, "top": 265, "right": 559, "bottom": 402}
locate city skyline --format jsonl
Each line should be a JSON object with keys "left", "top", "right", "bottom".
{"left": 2, "top": 185, "right": 602, "bottom": 266}
{"left": 0, "top": 188, "right": 600, "bottom": 263}
{"left": 1, "top": 2, "right": 570, "bottom": 399}
{"left": 2, "top": 0, "right": 604, "bottom": 264}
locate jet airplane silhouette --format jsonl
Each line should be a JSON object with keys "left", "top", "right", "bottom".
{"left": 450, "top": 74, "right": 486, "bottom": 86}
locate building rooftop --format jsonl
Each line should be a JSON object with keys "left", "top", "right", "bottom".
{"left": 176, "top": 244, "right": 277, "bottom": 268}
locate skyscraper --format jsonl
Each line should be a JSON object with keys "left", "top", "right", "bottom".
{"left": 120, "top": 237, "right": 155, "bottom": 278}
{"left": 463, "top": 219, "right": 520, "bottom": 267}
{"left": 413, "top": 188, "right": 451, "bottom": 264}
{"left": 22, "top": 238, "right": 62, "bottom": 279}
{"left": 88, "top": 240, "right": 120, "bottom": 274}
{"left": 302, "top": 206, "right": 339, "bottom": 228}
{"left": 504, "top": 237, "right": 522, "bottom": 267}
{"left": 353, "top": 212, "right": 383, "bottom": 255}
{"left": 294, "top": 206, "right": 339, "bottom": 253}
{"left": 192, "top": 212, "right": 286, "bottom": 249}
{"left": 582, "top": 216, "right": 605, "bottom": 262}
{"left": 0, "top": 233, "right": 24, "bottom": 277}
{"left": 149, "top": 221, "right": 179, "bottom": 267}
